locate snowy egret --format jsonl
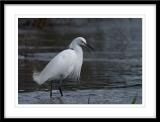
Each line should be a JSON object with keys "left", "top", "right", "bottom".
{"left": 33, "top": 37, "right": 93, "bottom": 97}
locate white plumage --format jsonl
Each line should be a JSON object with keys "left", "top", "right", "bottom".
{"left": 33, "top": 49, "right": 81, "bottom": 85}
{"left": 33, "top": 37, "right": 93, "bottom": 97}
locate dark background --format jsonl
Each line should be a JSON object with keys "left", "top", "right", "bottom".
{"left": 18, "top": 18, "right": 142, "bottom": 92}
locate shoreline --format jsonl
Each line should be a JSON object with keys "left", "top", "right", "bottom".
{"left": 18, "top": 86, "right": 142, "bottom": 104}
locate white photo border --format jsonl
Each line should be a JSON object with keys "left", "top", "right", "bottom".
{"left": 4, "top": 4, "right": 156, "bottom": 118}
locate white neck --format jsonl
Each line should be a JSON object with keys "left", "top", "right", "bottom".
{"left": 74, "top": 45, "right": 83, "bottom": 55}
{"left": 70, "top": 45, "right": 83, "bottom": 65}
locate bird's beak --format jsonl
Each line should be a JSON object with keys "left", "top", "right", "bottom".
{"left": 85, "top": 43, "right": 94, "bottom": 51}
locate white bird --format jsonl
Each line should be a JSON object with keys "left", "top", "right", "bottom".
{"left": 33, "top": 37, "right": 93, "bottom": 97}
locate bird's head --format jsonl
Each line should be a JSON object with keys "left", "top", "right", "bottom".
{"left": 69, "top": 37, "right": 94, "bottom": 51}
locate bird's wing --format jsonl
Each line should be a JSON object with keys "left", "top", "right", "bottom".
{"left": 35, "top": 49, "right": 77, "bottom": 85}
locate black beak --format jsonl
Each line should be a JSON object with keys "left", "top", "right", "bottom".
{"left": 85, "top": 43, "right": 94, "bottom": 51}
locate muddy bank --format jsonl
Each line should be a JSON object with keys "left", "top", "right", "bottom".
{"left": 18, "top": 86, "right": 142, "bottom": 104}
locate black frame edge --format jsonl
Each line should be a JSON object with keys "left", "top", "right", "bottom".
{"left": 0, "top": 0, "right": 158, "bottom": 120}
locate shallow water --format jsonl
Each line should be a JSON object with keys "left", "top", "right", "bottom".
{"left": 18, "top": 50, "right": 142, "bottom": 91}
{"left": 18, "top": 18, "right": 142, "bottom": 103}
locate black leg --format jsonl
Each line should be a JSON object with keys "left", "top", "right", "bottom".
{"left": 58, "top": 86, "right": 63, "bottom": 97}
{"left": 50, "top": 81, "right": 53, "bottom": 98}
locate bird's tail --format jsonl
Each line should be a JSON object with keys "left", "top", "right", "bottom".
{"left": 33, "top": 71, "right": 43, "bottom": 85}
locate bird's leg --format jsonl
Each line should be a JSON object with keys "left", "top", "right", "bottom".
{"left": 58, "top": 80, "right": 63, "bottom": 97}
{"left": 58, "top": 86, "right": 63, "bottom": 97}
{"left": 50, "top": 81, "right": 53, "bottom": 98}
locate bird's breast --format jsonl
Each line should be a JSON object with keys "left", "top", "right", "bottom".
{"left": 67, "top": 51, "right": 83, "bottom": 81}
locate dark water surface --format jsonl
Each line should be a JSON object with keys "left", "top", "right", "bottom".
{"left": 18, "top": 18, "right": 142, "bottom": 95}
